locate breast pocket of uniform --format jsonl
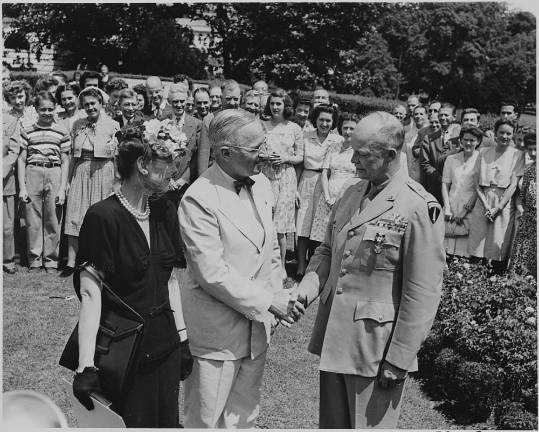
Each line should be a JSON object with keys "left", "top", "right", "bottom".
{"left": 358, "top": 225, "right": 402, "bottom": 271}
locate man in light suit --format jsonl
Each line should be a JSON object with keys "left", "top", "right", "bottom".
{"left": 294, "top": 111, "right": 445, "bottom": 428}
{"left": 179, "top": 109, "right": 301, "bottom": 428}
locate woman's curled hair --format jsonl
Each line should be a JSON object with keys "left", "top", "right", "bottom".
{"left": 115, "top": 125, "right": 173, "bottom": 180}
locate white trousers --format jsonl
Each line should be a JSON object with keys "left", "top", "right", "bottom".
{"left": 184, "top": 352, "right": 267, "bottom": 428}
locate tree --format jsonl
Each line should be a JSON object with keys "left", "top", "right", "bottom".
{"left": 191, "top": 3, "right": 396, "bottom": 96}
{"left": 4, "top": 3, "right": 206, "bottom": 76}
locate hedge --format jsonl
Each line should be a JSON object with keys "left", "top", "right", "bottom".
{"left": 418, "top": 259, "right": 537, "bottom": 429}
{"left": 294, "top": 89, "right": 397, "bottom": 117}
{"left": 7, "top": 70, "right": 249, "bottom": 91}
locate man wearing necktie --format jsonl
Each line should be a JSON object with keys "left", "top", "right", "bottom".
{"left": 179, "top": 109, "right": 303, "bottom": 428}
{"left": 420, "top": 102, "right": 461, "bottom": 204}
{"left": 293, "top": 111, "right": 445, "bottom": 429}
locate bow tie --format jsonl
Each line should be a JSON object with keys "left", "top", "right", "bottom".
{"left": 234, "top": 177, "right": 255, "bottom": 194}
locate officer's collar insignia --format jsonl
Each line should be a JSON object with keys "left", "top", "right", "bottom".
{"left": 428, "top": 201, "right": 441, "bottom": 223}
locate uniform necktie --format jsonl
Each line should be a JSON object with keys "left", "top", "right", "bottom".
{"left": 234, "top": 177, "right": 255, "bottom": 194}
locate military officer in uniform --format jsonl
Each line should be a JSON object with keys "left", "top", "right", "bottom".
{"left": 294, "top": 111, "right": 445, "bottom": 429}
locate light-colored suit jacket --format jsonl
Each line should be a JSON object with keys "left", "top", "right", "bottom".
{"left": 300, "top": 168, "right": 444, "bottom": 377}
{"left": 179, "top": 164, "right": 283, "bottom": 361}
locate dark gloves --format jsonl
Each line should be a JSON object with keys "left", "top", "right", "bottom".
{"left": 179, "top": 340, "right": 194, "bottom": 381}
{"left": 73, "top": 366, "right": 102, "bottom": 410}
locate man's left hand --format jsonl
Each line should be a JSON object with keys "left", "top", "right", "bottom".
{"left": 378, "top": 361, "right": 407, "bottom": 390}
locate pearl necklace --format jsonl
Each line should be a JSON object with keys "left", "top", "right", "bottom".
{"left": 115, "top": 189, "right": 150, "bottom": 221}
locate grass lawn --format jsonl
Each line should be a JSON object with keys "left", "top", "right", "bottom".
{"left": 4, "top": 266, "right": 482, "bottom": 428}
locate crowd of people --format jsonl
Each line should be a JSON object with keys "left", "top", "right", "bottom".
{"left": 2, "top": 66, "right": 536, "bottom": 278}
{"left": 2, "top": 64, "right": 536, "bottom": 428}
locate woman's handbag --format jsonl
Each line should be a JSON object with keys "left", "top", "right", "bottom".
{"left": 445, "top": 219, "right": 470, "bottom": 237}
{"left": 59, "top": 264, "right": 144, "bottom": 404}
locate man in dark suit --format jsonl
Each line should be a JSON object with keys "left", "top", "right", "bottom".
{"left": 144, "top": 76, "right": 174, "bottom": 120}
{"left": 420, "top": 102, "right": 461, "bottom": 203}
{"left": 113, "top": 89, "right": 146, "bottom": 128}
{"left": 162, "top": 84, "right": 202, "bottom": 207}
{"left": 197, "top": 80, "right": 243, "bottom": 178}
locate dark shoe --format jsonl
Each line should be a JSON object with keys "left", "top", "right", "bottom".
{"left": 59, "top": 266, "right": 75, "bottom": 278}
{"left": 3, "top": 266, "right": 17, "bottom": 274}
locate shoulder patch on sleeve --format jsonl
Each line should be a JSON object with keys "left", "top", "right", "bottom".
{"left": 427, "top": 201, "right": 442, "bottom": 224}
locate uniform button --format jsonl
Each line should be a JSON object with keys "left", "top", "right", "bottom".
{"left": 340, "top": 268, "right": 347, "bottom": 277}
{"left": 347, "top": 231, "right": 354, "bottom": 239}
{"left": 378, "top": 315, "right": 384, "bottom": 321}
{"left": 336, "top": 287, "right": 343, "bottom": 294}
{"left": 343, "top": 250, "right": 352, "bottom": 258}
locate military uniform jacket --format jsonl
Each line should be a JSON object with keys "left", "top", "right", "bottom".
{"left": 300, "top": 168, "right": 444, "bottom": 377}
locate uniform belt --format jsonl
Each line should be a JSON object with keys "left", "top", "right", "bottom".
{"left": 27, "top": 161, "right": 61, "bottom": 168}
{"left": 140, "top": 301, "right": 173, "bottom": 318}
{"left": 305, "top": 168, "right": 322, "bottom": 173}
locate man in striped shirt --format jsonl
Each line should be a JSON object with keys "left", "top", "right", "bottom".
{"left": 17, "top": 92, "right": 71, "bottom": 272}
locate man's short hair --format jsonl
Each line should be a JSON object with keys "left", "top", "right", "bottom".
{"left": 413, "top": 105, "right": 427, "bottom": 115}
{"left": 294, "top": 98, "right": 311, "bottom": 109}
{"left": 356, "top": 111, "right": 405, "bottom": 151}
{"left": 173, "top": 73, "right": 194, "bottom": 90}
{"left": 193, "top": 87, "right": 210, "bottom": 99}
{"left": 209, "top": 109, "right": 259, "bottom": 150}
{"left": 168, "top": 83, "right": 188, "bottom": 98}
{"left": 440, "top": 102, "right": 456, "bottom": 114}
{"left": 461, "top": 107, "right": 481, "bottom": 122}
{"left": 221, "top": 79, "right": 241, "bottom": 94}
{"left": 118, "top": 88, "right": 136, "bottom": 104}
{"left": 145, "top": 76, "right": 163, "bottom": 89}
{"left": 500, "top": 100, "right": 519, "bottom": 113}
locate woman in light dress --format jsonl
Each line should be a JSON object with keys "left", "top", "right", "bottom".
{"left": 261, "top": 89, "right": 304, "bottom": 279}
{"left": 310, "top": 113, "right": 358, "bottom": 244}
{"left": 468, "top": 119, "right": 525, "bottom": 273}
{"left": 63, "top": 87, "right": 120, "bottom": 275}
{"left": 296, "top": 104, "right": 341, "bottom": 279}
{"left": 441, "top": 125, "right": 481, "bottom": 258}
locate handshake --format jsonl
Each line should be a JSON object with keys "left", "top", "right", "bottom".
{"left": 268, "top": 287, "right": 307, "bottom": 326}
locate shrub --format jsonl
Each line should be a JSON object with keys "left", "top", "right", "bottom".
{"left": 494, "top": 401, "right": 538, "bottom": 430}
{"left": 294, "top": 90, "right": 398, "bottom": 116}
{"left": 417, "top": 259, "right": 537, "bottom": 428}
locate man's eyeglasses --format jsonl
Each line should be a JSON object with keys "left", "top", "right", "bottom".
{"left": 225, "top": 141, "right": 268, "bottom": 155}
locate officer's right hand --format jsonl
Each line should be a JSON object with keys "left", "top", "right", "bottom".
{"left": 73, "top": 367, "right": 102, "bottom": 410}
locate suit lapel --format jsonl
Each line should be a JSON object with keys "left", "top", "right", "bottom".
{"left": 348, "top": 171, "right": 408, "bottom": 230}
{"left": 209, "top": 166, "right": 263, "bottom": 252}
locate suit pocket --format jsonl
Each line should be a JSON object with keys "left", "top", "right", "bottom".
{"left": 358, "top": 225, "right": 402, "bottom": 271}
{"left": 354, "top": 300, "right": 397, "bottom": 324}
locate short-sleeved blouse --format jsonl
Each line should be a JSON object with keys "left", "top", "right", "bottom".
{"left": 303, "top": 129, "right": 343, "bottom": 170}
{"left": 476, "top": 146, "right": 525, "bottom": 188}
{"left": 75, "top": 195, "right": 185, "bottom": 361}
{"left": 72, "top": 115, "right": 120, "bottom": 158}
{"left": 263, "top": 120, "right": 304, "bottom": 158}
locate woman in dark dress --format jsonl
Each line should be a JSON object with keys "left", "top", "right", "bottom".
{"left": 72, "top": 127, "right": 192, "bottom": 427}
